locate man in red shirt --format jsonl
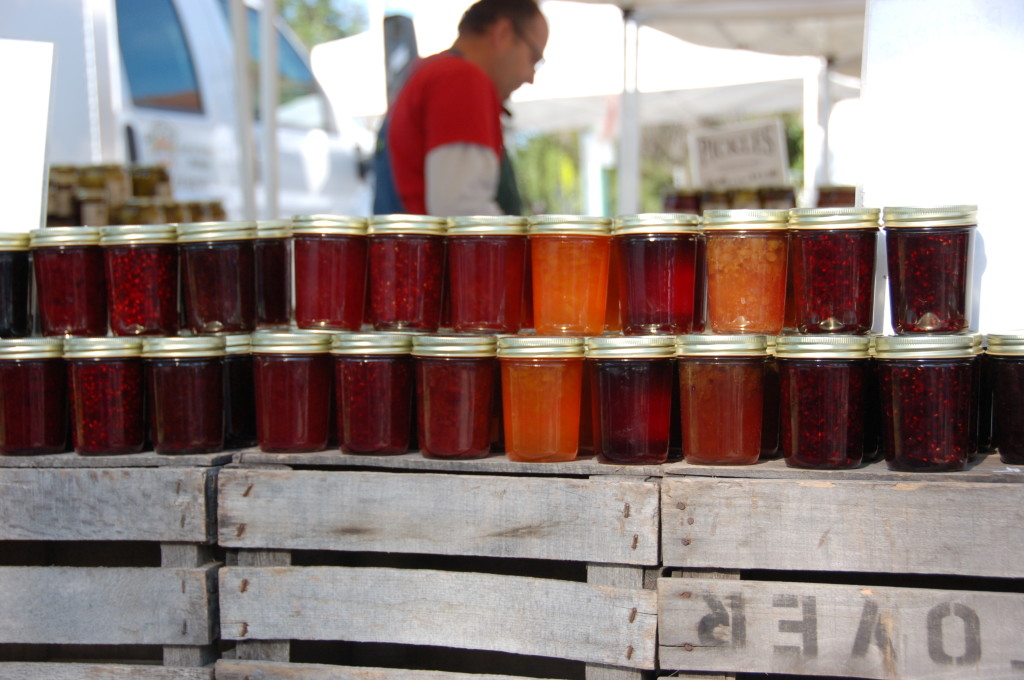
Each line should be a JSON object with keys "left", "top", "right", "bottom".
{"left": 373, "top": 0, "right": 548, "bottom": 216}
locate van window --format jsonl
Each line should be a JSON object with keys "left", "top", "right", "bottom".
{"left": 116, "top": 0, "right": 203, "bottom": 113}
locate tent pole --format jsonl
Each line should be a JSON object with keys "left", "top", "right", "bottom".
{"left": 230, "top": 0, "right": 257, "bottom": 220}
{"left": 801, "top": 56, "right": 828, "bottom": 207}
{"left": 260, "top": 0, "right": 280, "bottom": 219}
{"left": 617, "top": 8, "right": 640, "bottom": 215}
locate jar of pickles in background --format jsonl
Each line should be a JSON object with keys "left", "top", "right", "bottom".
{"left": 293, "top": 215, "right": 368, "bottom": 331}
{"left": 31, "top": 226, "right": 108, "bottom": 336}
{"left": 177, "top": 221, "right": 257, "bottom": 334}
{"left": 0, "top": 337, "right": 67, "bottom": 455}
{"left": 65, "top": 337, "right": 146, "bottom": 455}
{"left": 986, "top": 333, "right": 1024, "bottom": 464}
{"left": 447, "top": 216, "right": 528, "bottom": 334}
{"left": 367, "top": 214, "right": 447, "bottom": 332}
{"left": 254, "top": 220, "right": 292, "bottom": 329}
{"left": 0, "top": 233, "right": 31, "bottom": 338}
{"left": 100, "top": 224, "right": 179, "bottom": 336}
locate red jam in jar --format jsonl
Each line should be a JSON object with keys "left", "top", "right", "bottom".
{"left": 448, "top": 216, "right": 528, "bottom": 334}
{"left": 66, "top": 337, "right": 146, "bottom": 455}
{"left": 883, "top": 205, "right": 977, "bottom": 334}
{"left": 367, "top": 215, "right": 447, "bottom": 332}
{"left": 986, "top": 333, "right": 1024, "bottom": 464}
{"left": 0, "top": 338, "right": 67, "bottom": 454}
{"left": 612, "top": 213, "right": 700, "bottom": 335}
{"left": 0, "top": 234, "right": 31, "bottom": 338}
{"left": 31, "top": 227, "right": 108, "bottom": 337}
{"left": 252, "top": 331, "right": 333, "bottom": 452}
{"left": 255, "top": 221, "right": 292, "bottom": 328}
{"left": 100, "top": 225, "right": 179, "bottom": 336}
{"left": 143, "top": 336, "right": 225, "bottom": 454}
{"left": 788, "top": 208, "right": 879, "bottom": 334}
{"left": 332, "top": 333, "right": 414, "bottom": 455}
{"left": 293, "top": 215, "right": 368, "bottom": 331}
{"left": 222, "top": 333, "right": 257, "bottom": 449}
{"left": 178, "top": 221, "right": 257, "bottom": 334}
{"left": 413, "top": 334, "right": 496, "bottom": 459}
{"left": 776, "top": 335, "right": 871, "bottom": 469}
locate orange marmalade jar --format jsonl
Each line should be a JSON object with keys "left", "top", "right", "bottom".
{"left": 528, "top": 215, "right": 612, "bottom": 336}
{"left": 703, "top": 209, "right": 789, "bottom": 334}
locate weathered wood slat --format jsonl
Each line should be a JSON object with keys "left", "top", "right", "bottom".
{"left": 0, "top": 450, "right": 231, "bottom": 468}
{"left": 215, "top": 660, "right": 562, "bottom": 680}
{"left": 220, "top": 566, "right": 657, "bottom": 669}
{"left": 219, "top": 469, "right": 659, "bottom": 565}
{"left": 662, "top": 477, "right": 1024, "bottom": 576}
{"left": 659, "top": 577, "right": 1024, "bottom": 679}
{"left": 0, "top": 468, "right": 212, "bottom": 543}
{"left": 0, "top": 664, "right": 213, "bottom": 680}
{"left": 0, "top": 567, "right": 216, "bottom": 645}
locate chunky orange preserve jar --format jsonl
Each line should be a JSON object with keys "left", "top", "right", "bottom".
{"left": 529, "top": 215, "right": 612, "bottom": 335}
{"left": 703, "top": 209, "right": 789, "bottom": 334}
{"left": 497, "top": 336, "right": 585, "bottom": 462}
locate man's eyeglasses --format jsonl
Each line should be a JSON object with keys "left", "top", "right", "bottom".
{"left": 513, "top": 23, "right": 545, "bottom": 71}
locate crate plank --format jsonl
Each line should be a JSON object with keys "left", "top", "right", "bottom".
{"left": 220, "top": 566, "right": 657, "bottom": 669}
{"left": 216, "top": 660, "right": 563, "bottom": 680}
{"left": 662, "top": 477, "right": 1024, "bottom": 577}
{"left": 0, "top": 566, "right": 216, "bottom": 645}
{"left": 0, "top": 468, "right": 212, "bottom": 543}
{"left": 219, "top": 469, "right": 659, "bottom": 565}
{"left": 659, "top": 577, "right": 1024, "bottom": 679}
{"left": 0, "top": 450, "right": 231, "bottom": 468}
{"left": 0, "top": 664, "right": 213, "bottom": 680}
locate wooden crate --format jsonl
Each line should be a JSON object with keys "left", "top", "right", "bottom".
{"left": 216, "top": 451, "right": 663, "bottom": 680}
{"left": 657, "top": 454, "right": 1024, "bottom": 680}
{"left": 0, "top": 451, "right": 228, "bottom": 680}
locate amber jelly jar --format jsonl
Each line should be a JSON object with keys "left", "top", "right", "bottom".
{"left": 788, "top": 208, "right": 879, "bottom": 334}
{"left": 252, "top": 331, "right": 333, "bottom": 452}
{"left": 883, "top": 205, "right": 977, "bottom": 334}
{"left": 0, "top": 233, "right": 31, "bottom": 338}
{"left": 222, "top": 333, "right": 256, "bottom": 449}
{"left": 0, "top": 337, "right": 67, "bottom": 454}
{"left": 367, "top": 215, "right": 447, "bottom": 332}
{"left": 255, "top": 220, "right": 292, "bottom": 328}
{"left": 448, "top": 216, "right": 528, "bottom": 334}
{"left": 293, "top": 215, "right": 367, "bottom": 331}
{"left": 31, "top": 226, "right": 108, "bottom": 337}
{"left": 100, "top": 224, "right": 179, "bottom": 336}
{"left": 143, "top": 336, "right": 225, "bottom": 454}
{"left": 875, "top": 334, "right": 974, "bottom": 472}
{"left": 332, "top": 332, "right": 414, "bottom": 455}
{"left": 177, "top": 221, "right": 257, "bottom": 333}
{"left": 413, "top": 334, "right": 496, "bottom": 459}
{"left": 985, "top": 333, "right": 1024, "bottom": 464}
{"left": 65, "top": 337, "right": 146, "bottom": 455}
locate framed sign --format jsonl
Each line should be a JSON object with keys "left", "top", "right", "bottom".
{"left": 689, "top": 118, "right": 789, "bottom": 190}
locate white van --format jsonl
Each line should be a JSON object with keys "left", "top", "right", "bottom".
{"left": 0, "top": 0, "right": 372, "bottom": 219}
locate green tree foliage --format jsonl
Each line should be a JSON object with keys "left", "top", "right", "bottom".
{"left": 280, "top": 0, "right": 368, "bottom": 47}
{"left": 511, "top": 131, "right": 583, "bottom": 215}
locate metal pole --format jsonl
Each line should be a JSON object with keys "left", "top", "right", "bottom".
{"left": 618, "top": 8, "right": 640, "bottom": 215}
{"left": 260, "top": 0, "right": 280, "bottom": 219}
{"left": 230, "top": 0, "right": 257, "bottom": 220}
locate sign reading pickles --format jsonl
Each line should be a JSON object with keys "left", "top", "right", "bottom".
{"left": 689, "top": 118, "right": 789, "bottom": 190}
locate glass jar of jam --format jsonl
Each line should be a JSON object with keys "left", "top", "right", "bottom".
{"left": 788, "top": 207, "right": 879, "bottom": 334}
{"left": 65, "top": 337, "right": 146, "bottom": 455}
{"left": 702, "top": 210, "right": 789, "bottom": 334}
{"left": 776, "top": 335, "right": 871, "bottom": 469}
{"left": 412, "top": 334, "right": 497, "bottom": 459}
{"left": 760, "top": 339, "right": 781, "bottom": 460}
{"left": 875, "top": 334, "right": 974, "bottom": 472}
{"left": 447, "top": 216, "right": 528, "bottom": 334}
{"left": 588, "top": 335, "right": 676, "bottom": 465}
{"left": 0, "top": 337, "right": 67, "bottom": 454}
{"left": 612, "top": 213, "right": 701, "bottom": 335}
{"left": 100, "top": 224, "right": 179, "bottom": 336}
{"left": 142, "top": 336, "right": 225, "bottom": 454}
{"left": 222, "top": 333, "right": 257, "bottom": 449}
{"left": 0, "top": 233, "right": 30, "bottom": 338}
{"left": 332, "top": 332, "right": 414, "bottom": 455}
{"left": 497, "top": 336, "right": 585, "bottom": 463}
{"left": 255, "top": 220, "right": 292, "bottom": 329}
{"left": 177, "top": 221, "right": 257, "bottom": 334}
{"left": 677, "top": 334, "right": 768, "bottom": 465}
{"left": 883, "top": 205, "right": 977, "bottom": 334}
{"left": 293, "top": 215, "right": 368, "bottom": 331}
{"left": 986, "top": 333, "right": 1024, "bottom": 464}
{"left": 252, "top": 331, "right": 333, "bottom": 452}
{"left": 31, "top": 226, "right": 108, "bottom": 337}
{"left": 529, "top": 215, "right": 612, "bottom": 335}
{"left": 367, "top": 214, "right": 447, "bottom": 332}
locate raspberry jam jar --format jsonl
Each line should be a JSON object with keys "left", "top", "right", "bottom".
{"left": 100, "top": 224, "right": 179, "bottom": 336}
{"left": 252, "top": 331, "right": 333, "bottom": 452}
{"left": 776, "top": 335, "right": 871, "bottom": 469}
{"left": 177, "top": 221, "right": 257, "bottom": 334}
{"left": 529, "top": 215, "right": 612, "bottom": 335}
{"left": 0, "top": 233, "right": 31, "bottom": 338}
{"left": 448, "top": 216, "right": 528, "bottom": 334}
{"left": 222, "top": 333, "right": 257, "bottom": 449}
{"left": 883, "top": 205, "right": 977, "bottom": 334}
{"left": 255, "top": 220, "right": 292, "bottom": 328}
{"left": 413, "top": 334, "right": 497, "bottom": 459}
{"left": 142, "top": 336, "right": 225, "bottom": 454}
{"left": 612, "top": 213, "right": 700, "bottom": 335}
{"left": 497, "top": 336, "right": 585, "bottom": 463}
{"left": 588, "top": 335, "right": 676, "bottom": 465}
{"left": 367, "top": 215, "right": 447, "bottom": 332}
{"left": 788, "top": 207, "right": 879, "bottom": 334}
{"left": 986, "top": 333, "right": 1024, "bottom": 464}
{"left": 31, "top": 226, "right": 108, "bottom": 337}
{"left": 0, "top": 338, "right": 67, "bottom": 454}
{"left": 875, "top": 334, "right": 974, "bottom": 472}
{"left": 703, "top": 210, "right": 789, "bottom": 334}
{"left": 293, "top": 215, "right": 368, "bottom": 331}
{"left": 332, "top": 332, "right": 414, "bottom": 455}
{"left": 65, "top": 337, "right": 146, "bottom": 455}
{"left": 677, "top": 334, "right": 768, "bottom": 465}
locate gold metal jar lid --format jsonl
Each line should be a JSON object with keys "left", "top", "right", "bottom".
{"left": 30, "top": 226, "right": 102, "bottom": 248}
{"left": 331, "top": 332, "right": 413, "bottom": 355}
{"left": 676, "top": 334, "right": 769, "bottom": 356}
{"left": 775, "top": 335, "right": 871, "bottom": 359}
{"left": 702, "top": 209, "right": 789, "bottom": 231}
{"left": 176, "top": 221, "right": 257, "bottom": 243}
{"left": 0, "top": 233, "right": 30, "bottom": 250}
{"left": 411, "top": 334, "right": 497, "bottom": 357}
{"left": 220, "top": 333, "right": 252, "bottom": 355}
{"left": 256, "top": 220, "right": 292, "bottom": 239}
{"left": 251, "top": 330, "right": 333, "bottom": 354}
{"left": 100, "top": 224, "right": 178, "bottom": 246}
{"left": 613, "top": 213, "right": 701, "bottom": 235}
{"left": 368, "top": 214, "right": 447, "bottom": 236}
{"left": 986, "top": 332, "right": 1024, "bottom": 356}
{"left": 497, "top": 336, "right": 586, "bottom": 358}
{"left": 64, "top": 337, "right": 144, "bottom": 359}
{"left": 142, "top": 336, "right": 226, "bottom": 358}
{"left": 874, "top": 334, "right": 975, "bottom": 359}
{"left": 0, "top": 337, "right": 64, "bottom": 360}
{"left": 586, "top": 335, "right": 676, "bottom": 359}
{"left": 528, "top": 215, "right": 613, "bottom": 236}
{"left": 789, "top": 207, "right": 880, "bottom": 230}
{"left": 447, "top": 215, "right": 529, "bottom": 236}
{"left": 292, "top": 214, "right": 367, "bottom": 236}
{"left": 882, "top": 205, "right": 978, "bottom": 228}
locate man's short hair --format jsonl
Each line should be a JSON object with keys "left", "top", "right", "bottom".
{"left": 457, "top": 0, "right": 542, "bottom": 36}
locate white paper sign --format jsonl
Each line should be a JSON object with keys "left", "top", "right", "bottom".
{"left": 689, "top": 118, "right": 789, "bottom": 190}
{"left": 0, "top": 38, "right": 55, "bottom": 232}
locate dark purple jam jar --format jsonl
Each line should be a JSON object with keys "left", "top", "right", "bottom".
{"left": 177, "top": 221, "right": 257, "bottom": 334}
{"left": 31, "top": 227, "right": 108, "bottom": 337}
{"left": 367, "top": 215, "right": 447, "bottom": 332}
{"left": 293, "top": 215, "right": 368, "bottom": 331}
{"left": 254, "top": 221, "right": 292, "bottom": 329}
{"left": 65, "top": 337, "right": 146, "bottom": 455}
{"left": 100, "top": 224, "right": 179, "bottom": 336}
{"left": 0, "top": 234, "right": 31, "bottom": 338}
{"left": 986, "top": 333, "right": 1024, "bottom": 464}
{"left": 222, "top": 333, "right": 256, "bottom": 449}
{"left": 0, "top": 337, "right": 67, "bottom": 454}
